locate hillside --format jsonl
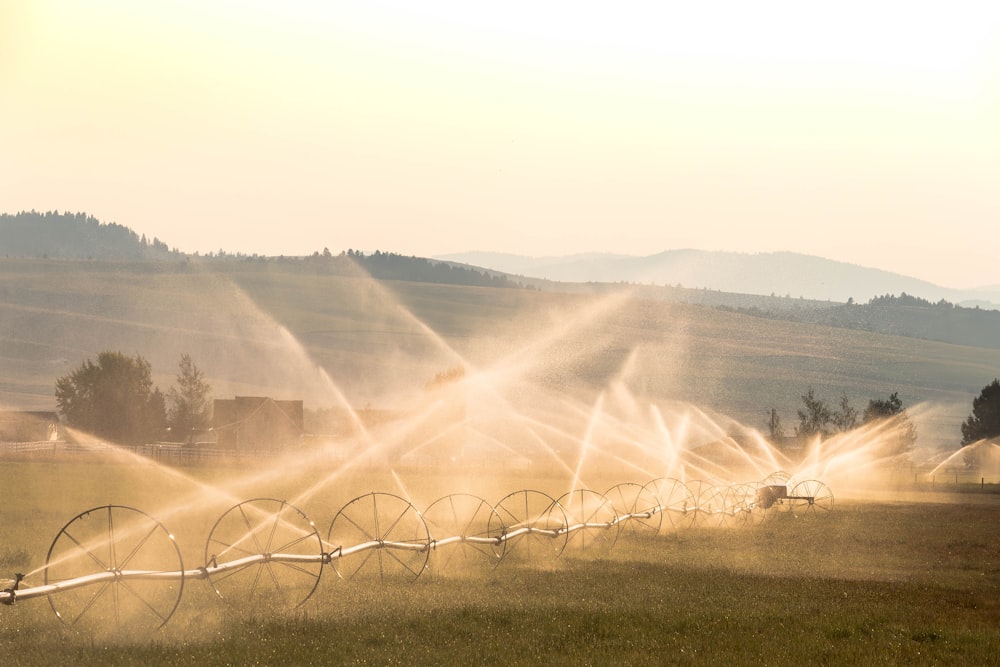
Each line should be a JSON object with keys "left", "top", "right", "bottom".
{"left": 4, "top": 211, "right": 997, "bottom": 351}
{"left": 482, "top": 278, "right": 1000, "bottom": 352}
{"left": 0, "top": 212, "right": 527, "bottom": 290}
{"left": 720, "top": 293, "right": 1000, "bottom": 351}
{"left": 436, "top": 250, "right": 1000, "bottom": 309}
{"left": 1, "top": 258, "right": 997, "bottom": 451}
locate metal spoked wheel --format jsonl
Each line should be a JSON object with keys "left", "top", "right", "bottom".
{"left": 493, "top": 490, "right": 568, "bottom": 563}
{"left": 747, "top": 482, "right": 778, "bottom": 526}
{"left": 790, "top": 480, "right": 835, "bottom": 517}
{"left": 705, "top": 483, "right": 739, "bottom": 527}
{"left": 204, "top": 498, "right": 324, "bottom": 610}
{"left": 684, "top": 480, "right": 722, "bottom": 527}
{"left": 422, "top": 494, "right": 505, "bottom": 576}
{"left": 643, "top": 478, "right": 696, "bottom": 533}
{"left": 727, "top": 483, "right": 758, "bottom": 527}
{"left": 711, "top": 485, "right": 743, "bottom": 527}
{"left": 44, "top": 505, "right": 184, "bottom": 631}
{"left": 556, "top": 489, "right": 620, "bottom": 555}
{"left": 604, "top": 482, "right": 662, "bottom": 539}
{"left": 327, "top": 492, "right": 430, "bottom": 582}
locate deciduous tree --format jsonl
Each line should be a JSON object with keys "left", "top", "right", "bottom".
{"left": 831, "top": 392, "right": 858, "bottom": 432}
{"left": 863, "top": 391, "right": 917, "bottom": 456}
{"left": 55, "top": 351, "right": 165, "bottom": 445}
{"left": 796, "top": 388, "right": 832, "bottom": 438}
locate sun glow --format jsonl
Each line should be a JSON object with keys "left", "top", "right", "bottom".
{"left": 3, "top": 1, "right": 999, "bottom": 285}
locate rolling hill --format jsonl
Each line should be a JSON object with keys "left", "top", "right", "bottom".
{"left": 435, "top": 250, "right": 1000, "bottom": 309}
{"left": 2, "top": 212, "right": 998, "bottom": 453}
{"left": 1, "top": 256, "right": 997, "bottom": 452}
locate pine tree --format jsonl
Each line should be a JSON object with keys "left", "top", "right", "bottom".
{"left": 167, "top": 354, "right": 212, "bottom": 443}
{"left": 961, "top": 379, "right": 1000, "bottom": 445}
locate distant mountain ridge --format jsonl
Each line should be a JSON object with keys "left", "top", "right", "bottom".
{"left": 2, "top": 213, "right": 1000, "bottom": 423}
{"left": 435, "top": 250, "right": 1000, "bottom": 309}
{"left": 0, "top": 212, "right": 528, "bottom": 291}
{"left": 4, "top": 210, "right": 997, "bottom": 310}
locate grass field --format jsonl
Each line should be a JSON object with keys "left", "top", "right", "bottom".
{"left": 3, "top": 258, "right": 1000, "bottom": 663}
{"left": 1, "top": 458, "right": 998, "bottom": 665}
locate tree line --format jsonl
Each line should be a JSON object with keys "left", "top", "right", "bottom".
{"left": 723, "top": 294, "right": 1000, "bottom": 351}
{"left": 1, "top": 210, "right": 178, "bottom": 260}
{"left": 55, "top": 352, "right": 211, "bottom": 445}
{"left": 2, "top": 210, "right": 531, "bottom": 291}
{"left": 768, "top": 389, "right": 918, "bottom": 455}
{"left": 51, "top": 350, "right": 1000, "bottom": 458}
{"left": 201, "top": 249, "right": 532, "bottom": 289}
{"left": 312, "top": 249, "right": 530, "bottom": 289}
{"left": 773, "top": 380, "right": 1000, "bottom": 460}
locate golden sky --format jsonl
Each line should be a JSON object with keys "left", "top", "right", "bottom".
{"left": 3, "top": 1, "right": 999, "bottom": 288}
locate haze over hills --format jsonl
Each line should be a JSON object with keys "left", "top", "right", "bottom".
{"left": 435, "top": 251, "right": 1000, "bottom": 310}
{"left": 3, "top": 211, "right": 1000, "bottom": 353}
{"left": 5, "top": 211, "right": 997, "bottom": 308}
{"left": 2, "top": 211, "right": 1000, "bottom": 451}
{"left": 2, "top": 256, "right": 998, "bottom": 451}
{"left": 3, "top": 209, "right": 997, "bottom": 312}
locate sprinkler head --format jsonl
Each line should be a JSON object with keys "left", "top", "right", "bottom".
{"left": 1, "top": 573, "right": 24, "bottom": 605}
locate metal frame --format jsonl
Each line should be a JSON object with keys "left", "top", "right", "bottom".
{"left": 1, "top": 473, "right": 832, "bottom": 629}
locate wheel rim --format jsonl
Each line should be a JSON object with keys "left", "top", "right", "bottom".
{"left": 790, "top": 480, "right": 834, "bottom": 517}
{"left": 643, "top": 478, "right": 696, "bottom": 533}
{"left": 327, "top": 492, "right": 430, "bottom": 582}
{"left": 604, "top": 482, "right": 662, "bottom": 539}
{"left": 494, "top": 490, "right": 568, "bottom": 563}
{"left": 204, "top": 498, "right": 323, "bottom": 609}
{"left": 556, "top": 489, "right": 620, "bottom": 554}
{"left": 44, "top": 505, "right": 184, "bottom": 631}
{"left": 422, "top": 494, "right": 505, "bottom": 575}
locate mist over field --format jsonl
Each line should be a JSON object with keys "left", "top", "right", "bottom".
{"left": 0, "top": 225, "right": 998, "bottom": 664}
{"left": 4, "top": 3, "right": 1000, "bottom": 659}
{"left": 2, "top": 241, "right": 998, "bottom": 484}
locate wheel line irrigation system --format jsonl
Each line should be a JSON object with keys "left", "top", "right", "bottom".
{"left": 0, "top": 472, "right": 832, "bottom": 631}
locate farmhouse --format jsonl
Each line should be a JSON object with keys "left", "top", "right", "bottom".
{"left": 212, "top": 396, "right": 303, "bottom": 453}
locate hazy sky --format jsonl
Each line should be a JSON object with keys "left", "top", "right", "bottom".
{"left": 3, "top": 1, "right": 999, "bottom": 288}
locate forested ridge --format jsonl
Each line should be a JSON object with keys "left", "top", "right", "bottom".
{"left": 0, "top": 211, "right": 526, "bottom": 289}
{"left": 720, "top": 292, "right": 1000, "bottom": 350}
{"left": 1, "top": 210, "right": 178, "bottom": 260}
{"left": 3, "top": 210, "right": 998, "bottom": 349}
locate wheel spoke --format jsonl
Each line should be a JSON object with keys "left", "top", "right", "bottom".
{"left": 117, "top": 523, "right": 161, "bottom": 571}
{"left": 61, "top": 529, "right": 110, "bottom": 571}
{"left": 67, "top": 581, "right": 111, "bottom": 626}
{"left": 329, "top": 493, "right": 429, "bottom": 581}
{"left": 119, "top": 580, "right": 170, "bottom": 624}
{"left": 105, "top": 508, "right": 117, "bottom": 573}
{"left": 205, "top": 499, "right": 323, "bottom": 609}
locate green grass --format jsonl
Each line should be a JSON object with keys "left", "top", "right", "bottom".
{"left": 1, "top": 461, "right": 998, "bottom": 665}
